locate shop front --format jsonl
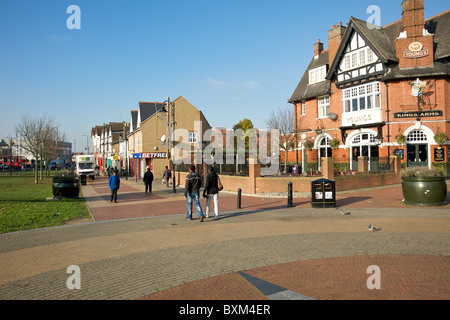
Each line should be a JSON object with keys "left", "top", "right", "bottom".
{"left": 131, "top": 152, "right": 169, "bottom": 179}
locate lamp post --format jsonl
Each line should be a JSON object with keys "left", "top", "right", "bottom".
{"left": 410, "top": 78, "right": 427, "bottom": 122}
{"left": 83, "top": 134, "right": 89, "bottom": 154}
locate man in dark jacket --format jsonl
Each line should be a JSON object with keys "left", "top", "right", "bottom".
{"left": 184, "top": 165, "right": 204, "bottom": 222}
{"left": 108, "top": 170, "right": 120, "bottom": 203}
{"left": 203, "top": 166, "right": 220, "bottom": 219}
{"left": 143, "top": 167, "right": 154, "bottom": 193}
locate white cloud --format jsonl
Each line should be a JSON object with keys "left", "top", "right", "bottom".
{"left": 207, "top": 78, "right": 226, "bottom": 89}
{"left": 243, "top": 80, "right": 260, "bottom": 89}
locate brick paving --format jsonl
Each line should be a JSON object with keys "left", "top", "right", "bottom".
{"left": 0, "top": 176, "right": 448, "bottom": 301}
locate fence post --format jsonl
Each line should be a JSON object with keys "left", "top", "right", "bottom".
{"left": 287, "top": 182, "right": 293, "bottom": 207}
{"left": 236, "top": 188, "right": 242, "bottom": 209}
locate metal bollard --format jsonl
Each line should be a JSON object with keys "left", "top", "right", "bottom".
{"left": 236, "top": 188, "right": 242, "bottom": 209}
{"left": 287, "top": 182, "right": 293, "bottom": 207}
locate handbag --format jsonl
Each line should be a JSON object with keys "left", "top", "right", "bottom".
{"left": 217, "top": 175, "right": 223, "bottom": 191}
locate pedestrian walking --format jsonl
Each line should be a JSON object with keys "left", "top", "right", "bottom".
{"left": 143, "top": 167, "right": 154, "bottom": 193}
{"left": 163, "top": 166, "right": 172, "bottom": 188}
{"left": 109, "top": 169, "right": 120, "bottom": 203}
{"left": 203, "top": 166, "right": 220, "bottom": 220}
{"left": 184, "top": 164, "right": 204, "bottom": 222}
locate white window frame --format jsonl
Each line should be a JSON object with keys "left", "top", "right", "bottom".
{"left": 188, "top": 132, "right": 197, "bottom": 143}
{"left": 318, "top": 96, "right": 330, "bottom": 118}
{"left": 302, "top": 101, "right": 306, "bottom": 115}
{"left": 309, "top": 65, "right": 327, "bottom": 85}
{"left": 341, "top": 47, "right": 376, "bottom": 72}
{"left": 342, "top": 82, "right": 381, "bottom": 114}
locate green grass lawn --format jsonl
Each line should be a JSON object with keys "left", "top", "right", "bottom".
{"left": 0, "top": 173, "right": 92, "bottom": 233}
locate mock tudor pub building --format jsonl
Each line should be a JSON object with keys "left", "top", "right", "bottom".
{"left": 289, "top": 0, "right": 449, "bottom": 172}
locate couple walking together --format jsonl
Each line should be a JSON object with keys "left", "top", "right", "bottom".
{"left": 184, "top": 165, "right": 221, "bottom": 222}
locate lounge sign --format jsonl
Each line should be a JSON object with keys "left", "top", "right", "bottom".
{"left": 394, "top": 111, "right": 443, "bottom": 118}
{"left": 403, "top": 42, "right": 429, "bottom": 58}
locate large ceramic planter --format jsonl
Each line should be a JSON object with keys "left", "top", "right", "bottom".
{"left": 52, "top": 176, "right": 81, "bottom": 198}
{"left": 401, "top": 176, "right": 447, "bottom": 206}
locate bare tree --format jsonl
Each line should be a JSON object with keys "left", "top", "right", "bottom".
{"left": 15, "top": 114, "right": 59, "bottom": 184}
{"left": 265, "top": 105, "right": 296, "bottom": 173}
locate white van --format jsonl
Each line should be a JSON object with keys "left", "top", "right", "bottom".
{"left": 75, "top": 155, "right": 96, "bottom": 180}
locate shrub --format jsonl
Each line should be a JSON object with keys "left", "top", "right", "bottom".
{"left": 401, "top": 166, "right": 443, "bottom": 177}
{"left": 395, "top": 134, "right": 406, "bottom": 144}
{"left": 434, "top": 132, "right": 447, "bottom": 145}
{"left": 303, "top": 139, "right": 314, "bottom": 150}
{"left": 330, "top": 138, "right": 340, "bottom": 149}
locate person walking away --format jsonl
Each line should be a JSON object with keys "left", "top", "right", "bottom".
{"left": 143, "top": 167, "right": 154, "bottom": 193}
{"left": 109, "top": 169, "right": 120, "bottom": 203}
{"left": 163, "top": 166, "right": 172, "bottom": 188}
{"left": 203, "top": 166, "right": 220, "bottom": 220}
{"left": 184, "top": 165, "right": 204, "bottom": 222}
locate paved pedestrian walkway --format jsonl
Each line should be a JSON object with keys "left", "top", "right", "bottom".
{"left": 0, "top": 176, "right": 448, "bottom": 301}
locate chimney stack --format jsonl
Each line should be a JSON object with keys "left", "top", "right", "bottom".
{"left": 328, "top": 22, "right": 346, "bottom": 64}
{"left": 314, "top": 39, "right": 324, "bottom": 57}
{"left": 401, "top": 0, "right": 425, "bottom": 38}
{"left": 396, "top": 0, "right": 433, "bottom": 69}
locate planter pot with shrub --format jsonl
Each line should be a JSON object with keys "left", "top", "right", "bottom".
{"left": 401, "top": 167, "right": 447, "bottom": 206}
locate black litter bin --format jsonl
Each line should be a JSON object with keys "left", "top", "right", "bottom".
{"left": 311, "top": 178, "right": 336, "bottom": 208}
{"left": 80, "top": 174, "right": 87, "bottom": 186}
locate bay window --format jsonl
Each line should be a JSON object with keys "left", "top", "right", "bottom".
{"left": 342, "top": 82, "right": 381, "bottom": 113}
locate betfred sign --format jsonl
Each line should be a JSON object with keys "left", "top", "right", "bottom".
{"left": 133, "top": 152, "right": 168, "bottom": 159}
{"left": 143, "top": 152, "right": 167, "bottom": 159}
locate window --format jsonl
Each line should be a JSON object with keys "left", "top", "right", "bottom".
{"left": 302, "top": 102, "right": 306, "bottom": 115}
{"left": 309, "top": 65, "right": 327, "bottom": 84}
{"left": 342, "top": 82, "right": 381, "bottom": 113}
{"left": 407, "top": 130, "right": 427, "bottom": 142}
{"left": 318, "top": 96, "right": 330, "bottom": 118}
{"left": 341, "top": 47, "right": 376, "bottom": 71}
{"left": 188, "top": 132, "right": 197, "bottom": 143}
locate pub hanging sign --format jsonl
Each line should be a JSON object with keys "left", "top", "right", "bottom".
{"left": 394, "top": 110, "right": 443, "bottom": 119}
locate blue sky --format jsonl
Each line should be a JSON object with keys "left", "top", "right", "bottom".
{"left": 0, "top": 0, "right": 448, "bottom": 152}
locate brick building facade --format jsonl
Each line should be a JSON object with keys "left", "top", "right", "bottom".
{"left": 127, "top": 96, "right": 211, "bottom": 180}
{"left": 289, "top": 0, "right": 449, "bottom": 173}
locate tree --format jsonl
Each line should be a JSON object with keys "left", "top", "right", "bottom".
{"left": 15, "top": 114, "right": 60, "bottom": 184}
{"left": 232, "top": 118, "right": 255, "bottom": 151}
{"left": 265, "top": 105, "right": 296, "bottom": 173}
{"left": 232, "top": 118, "right": 254, "bottom": 132}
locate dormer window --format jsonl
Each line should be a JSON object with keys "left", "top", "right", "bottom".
{"left": 309, "top": 65, "right": 327, "bottom": 84}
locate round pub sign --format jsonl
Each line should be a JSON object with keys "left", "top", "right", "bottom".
{"left": 409, "top": 42, "right": 423, "bottom": 52}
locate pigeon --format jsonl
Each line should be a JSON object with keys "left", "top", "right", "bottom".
{"left": 368, "top": 224, "right": 380, "bottom": 231}
{"left": 336, "top": 207, "right": 350, "bottom": 215}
